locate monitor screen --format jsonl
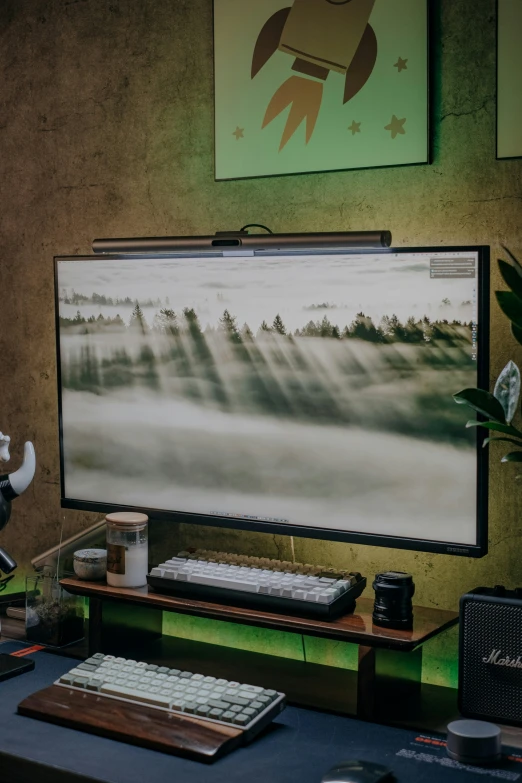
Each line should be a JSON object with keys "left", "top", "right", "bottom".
{"left": 55, "top": 245, "right": 489, "bottom": 556}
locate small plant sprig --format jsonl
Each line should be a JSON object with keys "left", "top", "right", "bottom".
{"left": 454, "top": 247, "right": 522, "bottom": 465}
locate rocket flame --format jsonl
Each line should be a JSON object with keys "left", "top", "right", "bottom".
{"left": 262, "top": 76, "right": 323, "bottom": 151}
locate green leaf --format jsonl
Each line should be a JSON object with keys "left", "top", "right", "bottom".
{"left": 494, "top": 360, "right": 521, "bottom": 423}
{"left": 466, "top": 420, "right": 522, "bottom": 437}
{"left": 501, "top": 246, "right": 522, "bottom": 276}
{"left": 501, "top": 451, "right": 522, "bottom": 463}
{"left": 498, "top": 260, "right": 522, "bottom": 303}
{"left": 453, "top": 388, "right": 506, "bottom": 423}
{"left": 512, "top": 322, "right": 522, "bottom": 348}
{"left": 483, "top": 436, "right": 522, "bottom": 448}
{"left": 496, "top": 291, "right": 522, "bottom": 330}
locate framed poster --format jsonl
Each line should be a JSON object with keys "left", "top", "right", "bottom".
{"left": 214, "top": 0, "right": 429, "bottom": 180}
{"left": 497, "top": 0, "right": 522, "bottom": 159}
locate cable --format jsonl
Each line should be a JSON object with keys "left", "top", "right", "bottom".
{"left": 239, "top": 224, "right": 273, "bottom": 234}
{"left": 0, "top": 574, "right": 14, "bottom": 592}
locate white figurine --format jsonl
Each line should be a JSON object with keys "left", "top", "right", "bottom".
{"left": 0, "top": 432, "right": 36, "bottom": 576}
{"left": 0, "top": 433, "right": 10, "bottom": 463}
{"left": 0, "top": 432, "right": 36, "bottom": 532}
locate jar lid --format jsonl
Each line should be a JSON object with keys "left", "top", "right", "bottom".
{"left": 105, "top": 512, "right": 148, "bottom": 528}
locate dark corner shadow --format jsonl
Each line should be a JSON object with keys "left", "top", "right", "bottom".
{"left": 253, "top": 719, "right": 291, "bottom": 743}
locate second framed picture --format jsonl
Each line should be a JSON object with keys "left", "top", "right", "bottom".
{"left": 214, "top": 0, "right": 429, "bottom": 180}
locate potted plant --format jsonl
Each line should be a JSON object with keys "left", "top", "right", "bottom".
{"left": 454, "top": 247, "right": 522, "bottom": 463}
{"left": 25, "top": 570, "right": 84, "bottom": 647}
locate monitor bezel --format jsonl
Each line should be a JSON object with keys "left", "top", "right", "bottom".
{"left": 54, "top": 245, "right": 490, "bottom": 558}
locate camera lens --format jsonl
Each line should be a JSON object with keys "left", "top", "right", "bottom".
{"left": 372, "top": 571, "right": 415, "bottom": 630}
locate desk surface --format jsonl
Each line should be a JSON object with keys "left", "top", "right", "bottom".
{"left": 1, "top": 641, "right": 522, "bottom": 783}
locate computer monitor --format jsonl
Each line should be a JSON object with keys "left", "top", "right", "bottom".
{"left": 54, "top": 242, "right": 489, "bottom": 557}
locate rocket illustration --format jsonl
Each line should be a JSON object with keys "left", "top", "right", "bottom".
{"left": 252, "top": 0, "right": 377, "bottom": 150}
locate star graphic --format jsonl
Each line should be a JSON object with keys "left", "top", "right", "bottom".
{"left": 394, "top": 57, "right": 408, "bottom": 73}
{"left": 347, "top": 120, "right": 361, "bottom": 135}
{"left": 384, "top": 115, "right": 406, "bottom": 139}
{"left": 232, "top": 126, "right": 244, "bottom": 140}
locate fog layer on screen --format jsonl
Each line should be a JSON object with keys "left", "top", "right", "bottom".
{"left": 57, "top": 252, "right": 478, "bottom": 545}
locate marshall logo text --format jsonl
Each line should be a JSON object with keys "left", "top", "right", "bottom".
{"left": 483, "top": 650, "right": 522, "bottom": 669}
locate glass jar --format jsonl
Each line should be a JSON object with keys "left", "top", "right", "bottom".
{"left": 106, "top": 512, "right": 148, "bottom": 588}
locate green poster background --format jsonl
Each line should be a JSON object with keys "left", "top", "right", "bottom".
{"left": 214, "top": 0, "right": 428, "bottom": 180}
{"left": 497, "top": 0, "right": 522, "bottom": 159}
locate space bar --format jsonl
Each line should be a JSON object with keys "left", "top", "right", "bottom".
{"left": 189, "top": 574, "right": 259, "bottom": 592}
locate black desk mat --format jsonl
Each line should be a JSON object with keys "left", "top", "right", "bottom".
{"left": 1, "top": 641, "right": 521, "bottom": 783}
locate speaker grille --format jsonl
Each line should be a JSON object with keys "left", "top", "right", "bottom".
{"left": 461, "top": 599, "right": 522, "bottom": 723}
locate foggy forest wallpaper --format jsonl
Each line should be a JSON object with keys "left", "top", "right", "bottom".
{"left": 57, "top": 252, "right": 479, "bottom": 545}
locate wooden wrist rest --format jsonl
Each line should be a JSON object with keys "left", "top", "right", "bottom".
{"left": 18, "top": 685, "right": 243, "bottom": 762}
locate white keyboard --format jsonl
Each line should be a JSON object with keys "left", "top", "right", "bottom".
{"left": 56, "top": 653, "right": 286, "bottom": 741}
{"left": 148, "top": 554, "right": 366, "bottom": 619}
{"left": 151, "top": 557, "right": 354, "bottom": 602}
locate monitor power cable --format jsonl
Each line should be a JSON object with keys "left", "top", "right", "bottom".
{"left": 239, "top": 224, "right": 273, "bottom": 234}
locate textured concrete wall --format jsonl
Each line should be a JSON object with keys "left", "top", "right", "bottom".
{"left": 1, "top": 0, "right": 521, "bottom": 680}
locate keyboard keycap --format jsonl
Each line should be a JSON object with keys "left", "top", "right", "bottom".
{"left": 317, "top": 592, "right": 334, "bottom": 603}
{"left": 222, "top": 695, "right": 249, "bottom": 707}
{"left": 208, "top": 699, "right": 229, "bottom": 710}
{"left": 72, "top": 676, "right": 90, "bottom": 688}
{"left": 232, "top": 713, "right": 250, "bottom": 725}
{"left": 59, "top": 673, "right": 75, "bottom": 685}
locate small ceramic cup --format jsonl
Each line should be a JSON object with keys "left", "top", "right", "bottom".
{"left": 73, "top": 548, "right": 107, "bottom": 581}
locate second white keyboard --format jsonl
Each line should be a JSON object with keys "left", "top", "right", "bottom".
{"left": 148, "top": 556, "right": 366, "bottom": 619}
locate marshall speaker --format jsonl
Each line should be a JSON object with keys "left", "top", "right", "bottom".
{"left": 459, "top": 586, "right": 522, "bottom": 726}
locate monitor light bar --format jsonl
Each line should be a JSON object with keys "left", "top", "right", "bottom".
{"left": 92, "top": 231, "right": 392, "bottom": 255}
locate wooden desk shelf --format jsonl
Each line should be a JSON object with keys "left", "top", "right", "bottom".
{"left": 60, "top": 578, "right": 457, "bottom": 650}
{"left": 60, "top": 577, "right": 459, "bottom": 724}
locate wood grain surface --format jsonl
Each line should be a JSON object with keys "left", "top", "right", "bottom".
{"left": 18, "top": 686, "right": 243, "bottom": 762}
{"left": 61, "top": 578, "right": 458, "bottom": 650}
